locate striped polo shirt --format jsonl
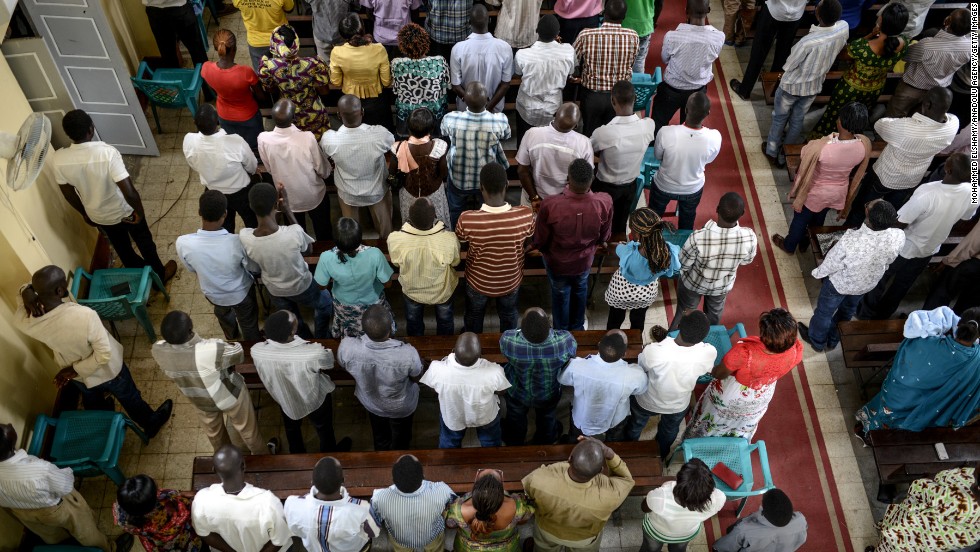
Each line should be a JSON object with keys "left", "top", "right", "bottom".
{"left": 455, "top": 204, "right": 535, "bottom": 297}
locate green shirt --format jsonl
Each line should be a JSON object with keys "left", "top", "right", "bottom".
{"left": 622, "top": 0, "right": 656, "bottom": 37}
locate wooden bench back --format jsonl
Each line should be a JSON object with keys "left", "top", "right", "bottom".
{"left": 836, "top": 319, "right": 905, "bottom": 370}
{"left": 868, "top": 425, "right": 980, "bottom": 484}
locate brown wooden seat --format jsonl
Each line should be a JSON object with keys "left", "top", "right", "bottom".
{"left": 760, "top": 71, "right": 900, "bottom": 106}
{"left": 836, "top": 319, "right": 905, "bottom": 399}
{"left": 191, "top": 441, "right": 667, "bottom": 500}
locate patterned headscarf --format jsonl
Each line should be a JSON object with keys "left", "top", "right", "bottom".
{"left": 269, "top": 25, "right": 299, "bottom": 60}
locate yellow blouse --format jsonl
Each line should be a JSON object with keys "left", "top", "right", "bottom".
{"left": 329, "top": 43, "right": 392, "bottom": 99}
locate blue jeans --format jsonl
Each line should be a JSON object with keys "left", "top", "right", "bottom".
{"left": 502, "top": 392, "right": 562, "bottom": 446}
{"left": 404, "top": 294, "right": 455, "bottom": 336}
{"left": 248, "top": 45, "right": 268, "bottom": 72}
{"left": 624, "top": 396, "right": 688, "bottom": 459}
{"left": 648, "top": 186, "right": 703, "bottom": 230}
{"left": 765, "top": 88, "right": 816, "bottom": 158}
{"left": 438, "top": 411, "right": 502, "bottom": 448}
{"left": 547, "top": 266, "right": 590, "bottom": 331}
{"left": 270, "top": 280, "right": 334, "bottom": 339}
{"left": 808, "top": 278, "right": 860, "bottom": 350}
{"left": 782, "top": 206, "right": 828, "bottom": 253}
{"left": 463, "top": 281, "right": 519, "bottom": 333}
{"left": 633, "top": 33, "right": 652, "bottom": 73}
{"left": 76, "top": 364, "right": 158, "bottom": 430}
{"left": 446, "top": 182, "right": 483, "bottom": 230}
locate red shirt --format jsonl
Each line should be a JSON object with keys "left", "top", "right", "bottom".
{"left": 455, "top": 204, "right": 535, "bottom": 297}
{"left": 725, "top": 337, "right": 804, "bottom": 389}
{"left": 201, "top": 62, "right": 260, "bottom": 122}
{"left": 534, "top": 189, "right": 613, "bottom": 276}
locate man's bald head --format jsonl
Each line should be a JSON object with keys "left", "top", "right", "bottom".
{"left": 568, "top": 439, "right": 605, "bottom": 481}
{"left": 32, "top": 266, "right": 68, "bottom": 300}
{"left": 921, "top": 86, "right": 953, "bottom": 122}
{"left": 464, "top": 82, "right": 489, "bottom": 112}
{"left": 338, "top": 94, "right": 364, "bottom": 127}
{"left": 212, "top": 444, "right": 244, "bottom": 481}
{"left": 272, "top": 98, "right": 296, "bottom": 128}
{"left": 408, "top": 197, "right": 436, "bottom": 231}
{"left": 553, "top": 103, "right": 581, "bottom": 133}
{"left": 470, "top": 4, "right": 489, "bottom": 32}
{"left": 454, "top": 332, "right": 481, "bottom": 367}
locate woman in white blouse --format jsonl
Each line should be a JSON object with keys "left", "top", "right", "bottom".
{"left": 641, "top": 458, "right": 727, "bottom": 551}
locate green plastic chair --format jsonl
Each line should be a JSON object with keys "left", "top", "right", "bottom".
{"left": 632, "top": 146, "right": 662, "bottom": 211}
{"left": 131, "top": 62, "right": 203, "bottom": 133}
{"left": 631, "top": 67, "right": 663, "bottom": 116}
{"left": 70, "top": 265, "right": 170, "bottom": 342}
{"left": 668, "top": 323, "right": 748, "bottom": 383}
{"left": 660, "top": 227, "right": 692, "bottom": 253}
{"left": 27, "top": 411, "right": 148, "bottom": 486}
{"left": 672, "top": 437, "right": 775, "bottom": 517}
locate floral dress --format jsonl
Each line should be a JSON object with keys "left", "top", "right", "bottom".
{"left": 875, "top": 467, "right": 979, "bottom": 551}
{"left": 390, "top": 56, "right": 450, "bottom": 136}
{"left": 809, "top": 36, "right": 909, "bottom": 138}
{"left": 444, "top": 493, "right": 535, "bottom": 552}
{"left": 684, "top": 338, "right": 804, "bottom": 440}
{"left": 113, "top": 490, "right": 203, "bottom": 552}
{"left": 259, "top": 25, "right": 332, "bottom": 139}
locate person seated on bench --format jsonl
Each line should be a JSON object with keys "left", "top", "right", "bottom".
{"left": 798, "top": 200, "right": 904, "bottom": 352}
{"left": 500, "top": 307, "right": 578, "bottom": 446}
{"left": 284, "top": 457, "right": 381, "bottom": 552}
{"left": 517, "top": 102, "right": 594, "bottom": 208}
{"left": 371, "top": 455, "right": 457, "bottom": 552}
{"left": 923, "top": 222, "right": 980, "bottom": 315}
{"left": 251, "top": 310, "right": 352, "bottom": 454}
{"left": 713, "top": 489, "right": 808, "bottom": 552}
{"left": 868, "top": 462, "right": 979, "bottom": 552}
{"left": 192, "top": 445, "right": 291, "bottom": 552}
{"left": 421, "top": 332, "right": 512, "bottom": 448}
{"left": 625, "top": 312, "right": 714, "bottom": 458}
{"left": 559, "top": 330, "right": 647, "bottom": 440}
{"left": 808, "top": 3, "right": 909, "bottom": 140}
{"left": 855, "top": 307, "right": 980, "bottom": 436}
{"left": 337, "top": 305, "right": 423, "bottom": 451}
{"left": 523, "top": 435, "right": 635, "bottom": 552}
{"left": 445, "top": 468, "right": 536, "bottom": 551}
{"left": 114, "top": 474, "right": 200, "bottom": 552}
{"left": 640, "top": 458, "right": 726, "bottom": 552}
{"left": 772, "top": 102, "right": 872, "bottom": 254}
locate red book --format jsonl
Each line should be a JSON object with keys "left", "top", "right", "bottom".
{"left": 712, "top": 462, "right": 744, "bottom": 489}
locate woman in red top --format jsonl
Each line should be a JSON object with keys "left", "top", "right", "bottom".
{"left": 201, "top": 29, "right": 265, "bottom": 151}
{"left": 684, "top": 308, "right": 804, "bottom": 440}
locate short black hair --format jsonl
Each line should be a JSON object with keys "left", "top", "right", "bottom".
{"left": 761, "top": 488, "right": 795, "bottom": 527}
{"left": 536, "top": 14, "right": 560, "bottom": 41}
{"left": 604, "top": 0, "right": 627, "bottom": 22}
{"left": 313, "top": 457, "right": 344, "bottom": 495}
{"left": 62, "top": 109, "right": 93, "bottom": 142}
{"left": 598, "top": 332, "right": 627, "bottom": 361}
{"left": 866, "top": 200, "right": 897, "bottom": 231}
{"left": 278, "top": 24, "right": 298, "bottom": 48}
{"left": 408, "top": 108, "right": 435, "bottom": 139}
{"left": 948, "top": 8, "right": 970, "bottom": 36}
{"left": 362, "top": 304, "right": 393, "bottom": 341}
{"left": 673, "top": 458, "right": 717, "bottom": 512}
{"left": 338, "top": 14, "right": 362, "bottom": 41}
{"left": 520, "top": 310, "right": 551, "bottom": 344}
{"left": 264, "top": 310, "right": 295, "bottom": 343}
{"left": 955, "top": 307, "right": 980, "bottom": 343}
{"left": 199, "top": 189, "right": 228, "bottom": 222}
{"left": 611, "top": 80, "right": 636, "bottom": 108}
{"left": 392, "top": 455, "right": 424, "bottom": 493}
{"left": 194, "top": 104, "right": 219, "bottom": 133}
{"left": 678, "top": 310, "right": 710, "bottom": 344}
{"left": 946, "top": 152, "right": 971, "bottom": 182}
{"left": 838, "top": 102, "right": 869, "bottom": 135}
{"left": 160, "top": 311, "right": 193, "bottom": 345}
{"left": 759, "top": 308, "right": 798, "bottom": 354}
{"left": 480, "top": 162, "right": 508, "bottom": 195}
{"left": 116, "top": 474, "right": 158, "bottom": 526}
{"left": 567, "top": 158, "right": 594, "bottom": 189}
{"left": 335, "top": 217, "right": 363, "bottom": 263}
{"left": 0, "top": 427, "right": 13, "bottom": 457}
{"left": 816, "top": 0, "right": 842, "bottom": 25}
{"left": 717, "top": 192, "right": 745, "bottom": 223}
{"left": 248, "top": 182, "right": 278, "bottom": 217}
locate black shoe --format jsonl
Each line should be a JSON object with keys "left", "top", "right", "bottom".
{"left": 876, "top": 483, "right": 898, "bottom": 503}
{"left": 115, "top": 532, "right": 135, "bottom": 552}
{"left": 145, "top": 399, "right": 173, "bottom": 439}
{"left": 797, "top": 322, "right": 825, "bottom": 352}
{"left": 267, "top": 437, "right": 280, "bottom": 455}
{"left": 729, "top": 79, "right": 750, "bottom": 101}
{"left": 332, "top": 436, "right": 353, "bottom": 452}
{"left": 853, "top": 422, "right": 871, "bottom": 447}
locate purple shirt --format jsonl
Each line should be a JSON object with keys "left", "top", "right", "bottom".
{"left": 534, "top": 189, "right": 613, "bottom": 276}
{"left": 361, "top": 0, "right": 423, "bottom": 45}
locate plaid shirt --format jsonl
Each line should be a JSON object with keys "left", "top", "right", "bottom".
{"left": 425, "top": 0, "right": 473, "bottom": 45}
{"left": 574, "top": 23, "right": 639, "bottom": 92}
{"left": 679, "top": 220, "right": 757, "bottom": 295}
{"left": 500, "top": 329, "right": 578, "bottom": 402}
{"left": 441, "top": 109, "right": 511, "bottom": 191}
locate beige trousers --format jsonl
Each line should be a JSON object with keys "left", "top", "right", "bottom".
{"left": 388, "top": 531, "right": 446, "bottom": 552}
{"left": 723, "top": 0, "right": 757, "bottom": 42}
{"left": 338, "top": 190, "right": 394, "bottom": 240}
{"left": 197, "top": 389, "right": 269, "bottom": 455}
{"left": 9, "top": 489, "right": 112, "bottom": 552}
{"left": 533, "top": 524, "right": 602, "bottom": 552}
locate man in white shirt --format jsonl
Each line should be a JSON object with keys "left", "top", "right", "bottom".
{"left": 450, "top": 5, "right": 514, "bottom": 113}
{"left": 251, "top": 310, "right": 351, "bottom": 454}
{"left": 858, "top": 154, "right": 976, "bottom": 320}
{"left": 241, "top": 182, "right": 333, "bottom": 339}
{"left": 0, "top": 423, "right": 132, "bottom": 552}
{"left": 14, "top": 266, "right": 172, "bottom": 439}
{"left": 285, "top": 457, "right": 381, "bottom": 552}
{"left": 624, "top": 312, "right": 715, "bottom": 457}
{"left": 591, "top": 81, "right": 657, "bottom": 232}
{"left": 52, "top": 109, "right": 176, "bottom": 283}
{"left": 558, "top": 330, "right": 648, "bottom": 440}
{"left": 183, "top": 104, "right": 258, "bottom": 233}
{"left": 420, "top": 332, "right": 512, "bottom": 448}
{"left": 142, "top": 0, "right": 208, "bottom": 70}
{"left": 513, "top": 15, "right": 576, "bottom": 144}
{"left": 730, "top": 0, "right": 808, "bottom": 100}
{"left": 516, "top": 103, "right": 594, "bottom": 208}
{"left": 649, "top": 93, "right": 722, "bottom": 230}
{"left": 192, "top": 445, "right": 292, "bottom": 552}
{"left": 321, "top": 95, "right": 396, "bottom": 240}
{"left": 259, "top": 99, "right": 333, "bottom": 240}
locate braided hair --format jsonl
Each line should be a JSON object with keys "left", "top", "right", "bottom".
{"left": 629, "top": 208, "right": 676, "bottom": 275}
{"left": 469, "top": 474, "right": 504, "bottom": 535}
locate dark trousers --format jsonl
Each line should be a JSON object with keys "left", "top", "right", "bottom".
{"left": 100, "top": 217, "right": 167, "bottom": 280}
{"left": 463, "top": 281, "right": 520, "bottom": 333}
{"left": 651, "top": 82, "right": 705, "bottom": 132}
{"left": 581, "top": 87, "right": 614, "bottom": 137}
{"left": 269, "top": 280, "right": 334, "bottom": 339}
{"left": 783, "top": 206, "right": 828, "bottom": 253}
{"left": 221, "top": 184, "right": 258, "bottom": 234}
{"left": 648, "top": 186, "right": 703, "bottom": 230}
{"left": 858, "top": 255, "right": 932, "bottom": 320}
{"left": 515, "top": 111, "right": 537, "bottom": 150}
{"left": 220, "top": 113, "right": 264, "bottom": 153}
{"left": 624, "top": 396, "right": 688, "bottom": 459}
{"left": 282, "top": 393, "right": 338, "bottom": 453}
{"left": 429, "top": 41, "right": 454, "bottom": 63}
{"left": 361, "top": 95, "right": 393, "bottom": 132}
{"left": 736, "top": 5, "right": 802, "bottom": 97}
{"left": 404, "top": 294, "right": 455, "bottom": 336}
{"left": 556, "top": 14, "right": 602, "bottom": 45}
{"left": 607, "top": 306, "right": 648, "bottom": 330}
{"left": 368, "top": 411, "right": 414, "bottom": 451}
{"left": 924, "top": 258, "right": 980, "bottom": 314}
{"left": 75, "top": 364, "right": 158, "bottom": 430}
{"left": 145, "top": 3, "right": 208, "bottom": 69}
{"left": 547, "top": 267, "right": 590, "bottom": 331}
{"left": 294, "top": 196, "right": 334, "bottom": 240}
{"left": 502, "top": 393, "right": 562, "bottom": 446}
{"left": 211, "top": 285, "right": 262, "bottom": 342}
{"left": 844, "top": 170, "right": 916, "bottom": 227}
{"left": 446, "top": 183, "right": 483, "bottom": 230}
{"left": 591, "top": 179, "right": 638, "bottom": 234}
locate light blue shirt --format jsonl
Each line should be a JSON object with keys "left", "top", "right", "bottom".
{"left": 616, "top": 241, "right": 681, "bottom": 286}
{"left": 449, "top": 32, "right": 514, "bottom": 113}
{"left": 314, "top": 246, "right": 393, "bottom": 305}
{"left": 175, "top": 229, "right": 255, "bottom": 306}
{"left": 558, "top": 355, "right": 647, "bottom": 435}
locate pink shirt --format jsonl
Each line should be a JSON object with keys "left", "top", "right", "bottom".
{"left": 554, "top": 0, "right": 603, "bottom": 19}
{"left": 804, "top": 139, "right": 867, "bottom": 212}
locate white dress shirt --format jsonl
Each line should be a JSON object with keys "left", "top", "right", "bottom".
{"left": 192, "top": 483, "right": 292, "bottom": 552}
{"left": 285, "top": 486, "right": 381, "bottom": 552}
{"left": 450, "top": 33, "right": 515, "bottom": 113}
{"left": 661, "top": 24, "right": 726, "bottom": 90}
{"left": 558, "top": 355, "right": 648, "bottom": 436}
{"left": 239, "top": 225, "right": 315, "bottom": 298}
{"left": 812, "top": 225, "right": 905, "bottom": 295}
{"left": 516, "top": 124, "right": 595, "bottom": 197}
{"left": 654, "top": 124, "right": 722, "bottom": 195}
{"left": 0, "top": 450, "right": 75, "bottom": 509}
{"left": 514, "top": 41, "right": 576, "bottom": 126}
{"left": 635, "top": 338, "right": 717, "bottom": 414}
{"left": 874, "top": 113, "right": 959, "bottom": 190}
{"left": 320, "top": 124, "right": 395, "bottom": 207}
{"left": 251, "top": 337, "right": 336, "bottom": 420}
{"left": 258, "top": 125, "right": 331, "bottom": 212}
{"left": 183, "top": 129, "right": 256, "bottom": 194}
{"left": 591, "top": 115, "right": 657, "bottom": 184}
{"left": 897, "top": 181, "right": 978, "bottom": 259}
{"left": 765, "top": 0, "right": 807, "bottom": 21}
{"left": 420, "top": 353, "right": 511, "bottom": 431}
{"left": 50, "top": 141, "right": 133, "bottom": 226}
{"left": 176, "top": 229, "right": 255, "bottom": 306}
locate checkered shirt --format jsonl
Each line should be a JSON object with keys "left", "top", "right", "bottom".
{"left": 425, "top": 0, "right": 473, "bottom": 45}
{"left": 679, "top": 220, "right": 758, "bottom": 295}
{"left": 440, "top": 109, "right": 511, "bottom": 192}
{"left": 500, "top": 329, "right": 578, "bottom": 403}
{"left": 574, "top": 23, "right": 639, "bottom": 92}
